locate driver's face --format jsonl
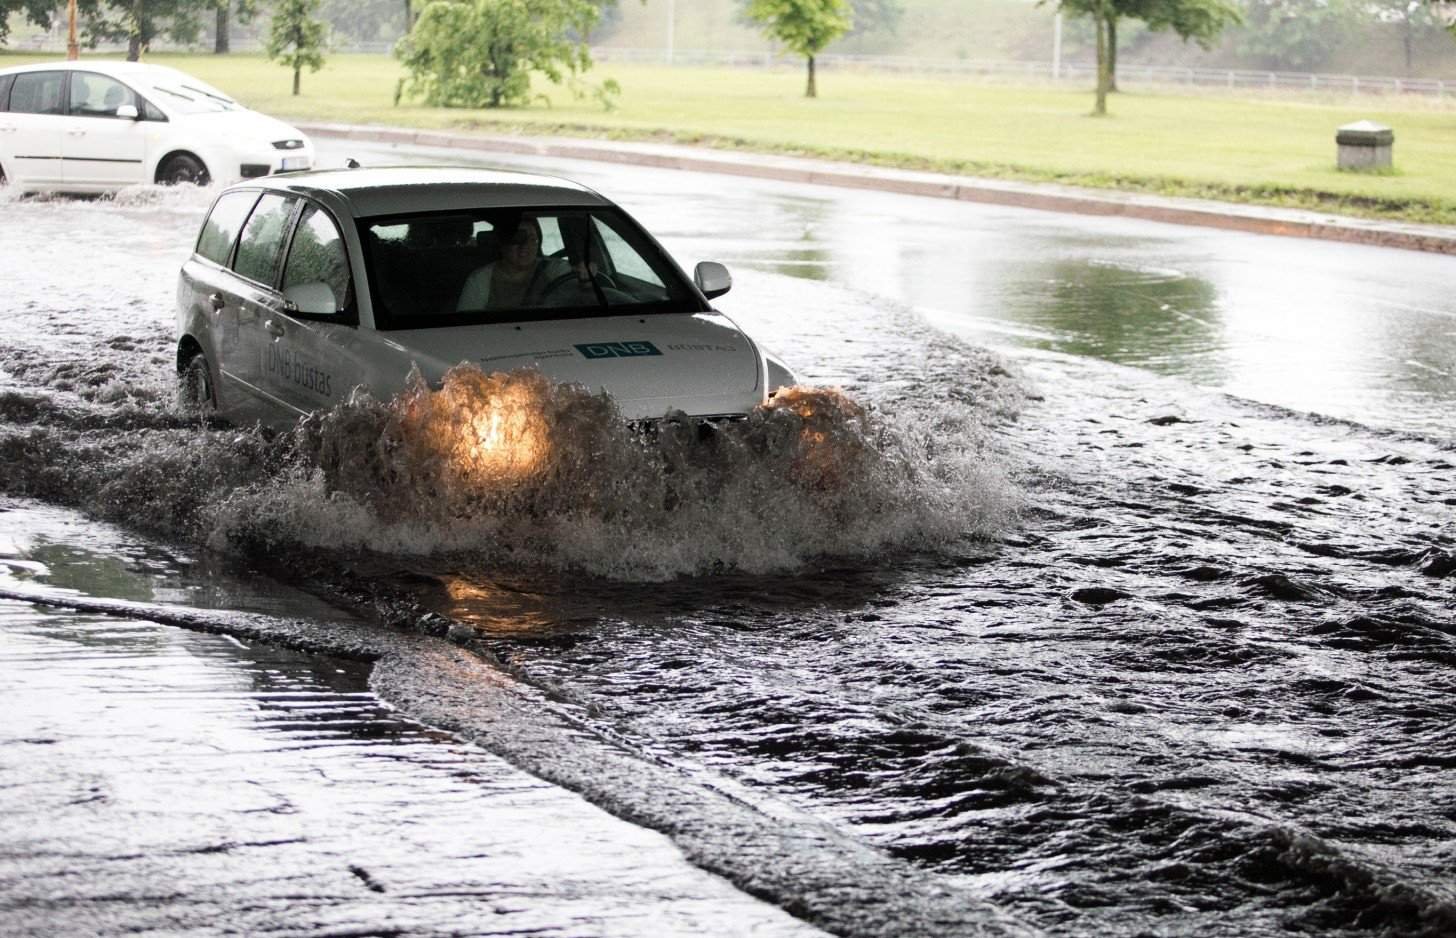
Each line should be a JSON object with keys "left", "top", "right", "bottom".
{"left": 500, "top": 225, "right": 540, "bottom": 270}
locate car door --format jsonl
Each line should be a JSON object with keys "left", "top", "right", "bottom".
{"left": 228, "top": 191, "right": 304, "bottom": 419}
{"left": 0, "top": 74, "right": 14, "bottom": 182}
{"left": 266, "top": 199, "right": 360, "bottom": 415}
{"left": 61, "top": 71, "right": 149, "bottom": 188}
{"left": 180, "top": 188, "right": 262, "bottom": 417}
{"left": 1, "top": 70, "right": 68, "bottom": 187}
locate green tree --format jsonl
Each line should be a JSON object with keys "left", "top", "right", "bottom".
{"left": 845, "top": 0, "right": 901, "bottom": 38}
{"left": 81, "top": 0, "right": 209, "bottom": 60}
{"left": 1234, "top": 0, "right": 1358, "bottom": 70}
{"left": 213, "top": 0, "right": 258, "bottom": 53}
{"left": 743, "top": 0, "right": 854, "bottom": 98}
{"left": 1117, "top": 0, "right": 1240, "bottom": 87}
{"left": 1373, "top": 0, "right": 1447, "bottom": 70}
{"left": 319, "top": 0, "right": 404, "bottom": 43}
{"left": 0, "top": 0, "right": 67, "bottom": 44}
{"left": 1057, "top": 0, "right": 1239, "bottom": 115}
{"left": 266, "top": 0, "right": 327, "bottom": 96}
{"left": 396, "top": 0, "right": 613, "bottom": 109}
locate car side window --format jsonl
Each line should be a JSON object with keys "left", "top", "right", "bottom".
{"left": 592, "top": 216, "right": 667, "bottom": 288}
{"left": 196, "top": 191, "right": 261, "bottom": 266}
{"left": 538, "top": 217, "right": 564, "bottom": 256}
{"left": 69, "top": 72, "right": 138, "bottom": 118}
{"left": 0, "top": 75, "right": 14, "bottom": 112}
{"left": 233, "top": 194, "right": 298, "bottom": 287}
{"left": 9, "top": 71, "right": 66, "bottom": 116}
{"left": 282, "top": 203, "right": 353, "bottom": 313}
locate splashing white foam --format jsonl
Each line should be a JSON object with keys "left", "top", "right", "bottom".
{"left": 201, "top": 366, "right": 1019, "bottom": 580}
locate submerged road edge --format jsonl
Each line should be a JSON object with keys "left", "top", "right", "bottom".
{"left": 296, "top": 122, "right": 1456, "bottom": 257}
{"left": 0, "top": 586, "right": 1041, "bottom": 938}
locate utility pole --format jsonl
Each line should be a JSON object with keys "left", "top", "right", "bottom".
{"left": 1052, "top": 11, "right": 1063, "bottom": 80}
{"left": 67, "top": 0, "right": 79, "bottom": 60}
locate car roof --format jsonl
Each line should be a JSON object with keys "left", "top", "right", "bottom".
{"left": 244, "top": 166, "right": 614, "bottom": 217}
{"left": 0, "top": 60, "right": 177, "bottom": 79}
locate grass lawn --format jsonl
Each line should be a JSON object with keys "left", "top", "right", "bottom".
{"left": 7, "top": 51, "right": 1456, "bottom": 224}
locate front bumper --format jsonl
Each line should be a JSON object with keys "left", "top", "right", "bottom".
{"left": 239, "top": 154, "right": 314, "bottom": 179}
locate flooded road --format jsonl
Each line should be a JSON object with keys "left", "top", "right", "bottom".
{"left": 0, "top": 147, "right": 1453, "bottom": 937}
{"left": 0, "top": 505, "right": 821, "bottom": 937}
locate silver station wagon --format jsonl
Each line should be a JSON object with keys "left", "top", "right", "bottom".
{"left": 175, "top": 166, "right": 797, "bottom": 425}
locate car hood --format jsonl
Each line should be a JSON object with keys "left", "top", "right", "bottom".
{"left": 383, "top": 312, "right": 764, "bottom": 420}
{"left": 182, "top": 108, "right": 309, "bottom": 146}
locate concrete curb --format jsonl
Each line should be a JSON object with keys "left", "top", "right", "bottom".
{"left": 297, "top": 122, "right": 1456, "bottom": 257}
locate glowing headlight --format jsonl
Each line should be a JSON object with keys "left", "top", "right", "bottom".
{"left": 460, "top": 382, "right": 550, "bottom": 480}
{"left": 398, "top": 368, "right": 554, "bottom": 487}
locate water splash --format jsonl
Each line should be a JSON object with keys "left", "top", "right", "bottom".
{"left": 195, "top": 365, "right": 1019, "bottom": 580}
{"left": 0, "top": 181, "right": 217, "bottom": 212}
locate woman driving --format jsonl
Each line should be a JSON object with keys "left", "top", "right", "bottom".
{"left": 456, "top": 215, "right": 566, "bottom": 312}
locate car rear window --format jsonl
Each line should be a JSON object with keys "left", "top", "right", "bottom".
{"left": 233, "top": 194, "right": 298, "bottom": 287}
{"left": 9, "top": 71, "right": 65, "bottom": 115}
{"left": 196, "top": 190, "right": 261, "bottom": 266}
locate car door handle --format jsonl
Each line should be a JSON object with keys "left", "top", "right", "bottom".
{"left": 208, "top": 293, "right": 225, "bottom": 312}
{"left": 66, "top": 129, "right": 86, "bottom": 136}
{"left": 264, "top": 319, "right": 286, "bottom": 338}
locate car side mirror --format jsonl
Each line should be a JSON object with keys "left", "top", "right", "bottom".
{"left": 694, "top": 261, "right": 732, "bottom": 300}
{"left": 115, "top": 104, "right": 139, "bottom": 120}
{"left": 283, "top": 281, "right": 338, "bottom": 316}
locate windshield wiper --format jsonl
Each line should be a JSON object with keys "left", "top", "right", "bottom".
{"left": 180, "top": 83, "right": 236, "bottom": 108}
{"left": 152, "top": 86, "right": 195, "bottom": 103}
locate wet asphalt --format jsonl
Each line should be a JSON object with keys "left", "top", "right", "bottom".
{"left": 0, "top": 140, "right": 1453, "bottom": 937}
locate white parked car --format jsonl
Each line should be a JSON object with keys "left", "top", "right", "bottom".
{"left": 175, "top": 166, "right": 798, "bottom": 426}
{"left": 0, "top": 60, "right": 313, "bottom": 191}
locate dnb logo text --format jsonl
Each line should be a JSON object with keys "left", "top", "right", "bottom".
{"left": 575, "top": 341, "right": 663, "bottom": 360}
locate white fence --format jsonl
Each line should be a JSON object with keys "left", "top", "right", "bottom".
{"left": 10, "top": 35, "right": 1452, "bottom": 97}
{"left": 594, "top": 47, "right": 1455, "bottom": 98}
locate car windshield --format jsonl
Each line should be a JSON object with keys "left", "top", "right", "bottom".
{"left": 141, "top": 70, "right": 238, "bottom": 113}
{"left": 360, "top": 206, "right": 705, "bottom": 329}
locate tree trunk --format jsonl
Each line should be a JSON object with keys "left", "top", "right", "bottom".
{"left": 215, "top": 5, "right": 230, "bottom": 54}
{"left": 1108, "top": 16, "right": 1118, "bottom": 93}
{"left": 1093, "top": 10, "right": 1109, "bottom": 116}
{"left": 806, "top": 54, "right": 817, "bottom": 98}
{"left": 127, "top": 0, "right": 144, "bottom": 61}
{"left": 1404, "top": 18, "right": 1414, "bottom": 72}
{"left": 405, "top": 0, "right": 414, "bottom": 30}
{"left": 293, "top": 65, "right": 301, "bottom": 96}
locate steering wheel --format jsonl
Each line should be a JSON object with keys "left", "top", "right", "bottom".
{"left": 539, "top": 269, "right": 618, "bottom": 303}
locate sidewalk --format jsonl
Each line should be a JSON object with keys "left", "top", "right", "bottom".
{"left": 297, "top": 121, "right": 1456, "bottom": 257}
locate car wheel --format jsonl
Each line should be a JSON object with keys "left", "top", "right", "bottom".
{"left": 178, "top": 353, "right": 216, "bottom": 418}
{"left": 159, "top": 154, "right": 210, "bottom": 187}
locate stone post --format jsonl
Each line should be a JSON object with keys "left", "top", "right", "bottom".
{"left": 1336, "top": 121, "right": 1394, "bottom": 171}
